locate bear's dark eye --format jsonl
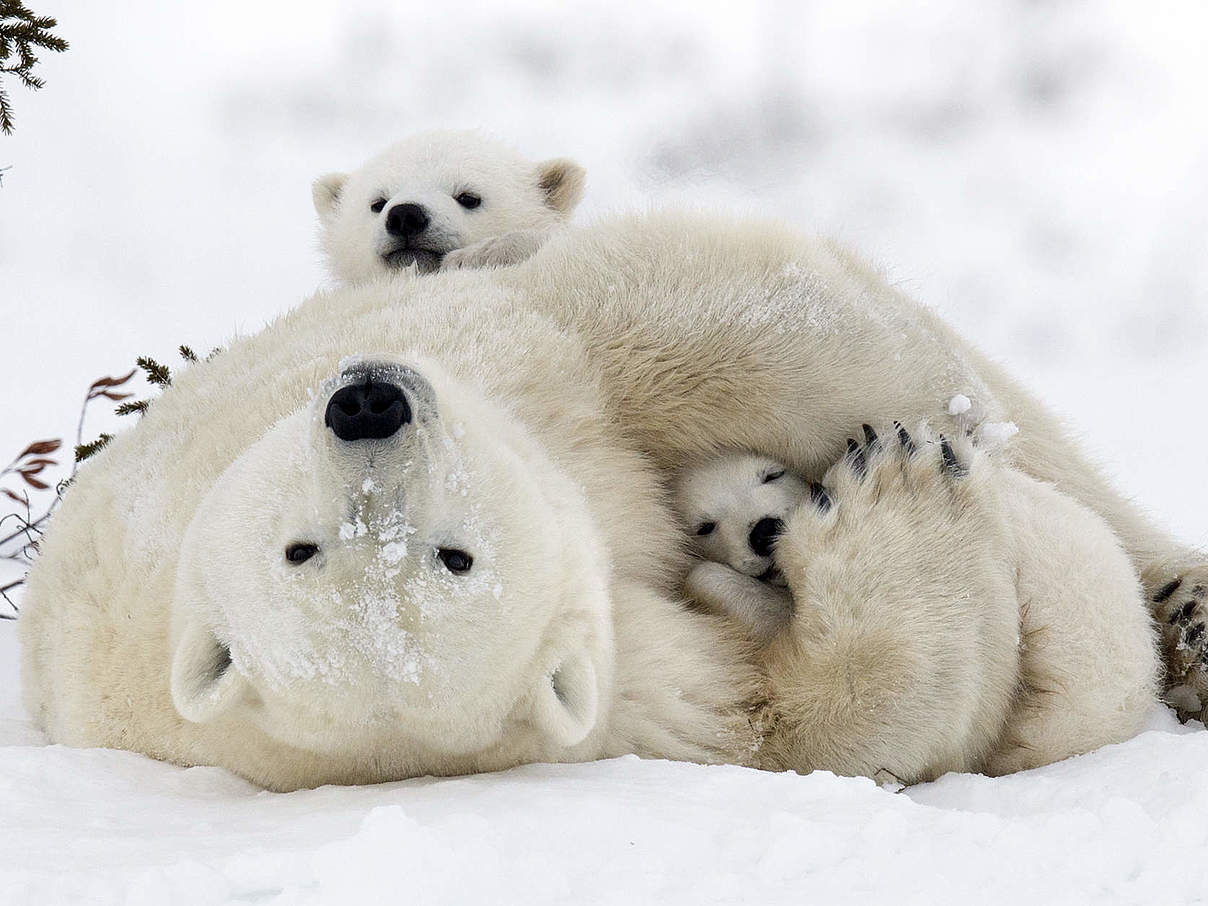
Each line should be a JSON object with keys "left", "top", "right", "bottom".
{"left": 762, "top": 470, "right": 785, "bottom": 484}
{"left": 285, "top": 542, "right": 319, "bottom": 564}
{"left": 455, "top": 192, "right": 481, "bottom": 210}
{"left": 437, "top": 548, "right": 474, "bottom": 574}
{"left": 370, "top": 198, "right": 387, "bottom": 214}
{"left": 696, "top": 522, "right": 716, "bottom": 536}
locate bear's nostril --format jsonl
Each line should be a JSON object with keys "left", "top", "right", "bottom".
{"left": 749, "top": 517, "right": 785, "bottom": 558}
{"left": 325, "top": 379, "right": 411, "bottom": 442}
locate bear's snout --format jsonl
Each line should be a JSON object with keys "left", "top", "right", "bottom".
{"left": 324, "top": 377, "right": 412, "bottom": 442}
{"left": 748, "top": 517, "right": 784, "bottom": 557}
{"left": 385, "top": 202, "right": 429, "bottom": 238}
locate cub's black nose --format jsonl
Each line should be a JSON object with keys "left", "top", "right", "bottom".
{"left": 325, "top": 379, "right": 411, "bottom": 442}
{"left": 748, "top": 517, "right": 784, "bottom": 558}
{"left": 385, "top": 202, "right": 430, "bottom": 238}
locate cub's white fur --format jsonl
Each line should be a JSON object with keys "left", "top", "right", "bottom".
{"left": 674, "top": 453, "right": 808, "bottom": 643}
{"left": 313, "top": 130, "right": 584, "bottom": 284}
{"left": 20, "top": 211, "right": 1196, "bottom": 792}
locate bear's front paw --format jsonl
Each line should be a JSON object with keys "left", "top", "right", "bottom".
{"left": 1145, "top": 564, "right": 1208, "bottom": 720}
{"left": 441, "top": 232, "right": 542, "bottom": 272}
{"left": 775, "top": 421, "right": 991, "bottom": 606}
{"left": 684, "top": 561, "right": 793, "bottom": 645}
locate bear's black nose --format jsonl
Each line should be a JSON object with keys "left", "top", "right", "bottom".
{"left": 325, "top": 379, "right": 411, "bottom": 442}
{"left": 385, "top": 202, "right": 430, "bottom": 238}
{"left": 748, "top": 517, "right": 784, "bottom": 558}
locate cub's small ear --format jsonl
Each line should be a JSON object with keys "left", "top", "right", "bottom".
{"left": 536, "top": 158, "right": 586, "bottom": 216}
{"left": 311, "top": 172, "right": 349, "bottom": 224}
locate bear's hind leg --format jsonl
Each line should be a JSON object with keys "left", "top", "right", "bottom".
{"left": 756, "top": 425, "right": 1020, "bottom": 782}
{"left": 985, "top": 473, "right": 1160, "bottom": 775}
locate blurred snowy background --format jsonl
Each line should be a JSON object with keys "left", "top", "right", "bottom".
{"left": 2, "top": 2, "right": 1207, "bottom": 901}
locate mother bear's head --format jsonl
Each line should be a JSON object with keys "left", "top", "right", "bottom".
{"left": 169, "top": 355, "right": 614, "bottom": 773}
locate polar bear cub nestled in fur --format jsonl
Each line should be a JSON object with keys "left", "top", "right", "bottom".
{"left": 674, "top": 452, "right": 809, "bottom": 644}
{"left": 312, "top": 130, "right": 585, "bottom": 284}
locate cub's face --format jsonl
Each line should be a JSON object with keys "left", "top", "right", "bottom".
{"left": 313, "top": 130, "right": 584, "bottom": 284}
{"left": 674, "top": 453, "right": 809, "bottom": 581}
{"left": 170, "top": 357, "right": 611, "bottom": 770}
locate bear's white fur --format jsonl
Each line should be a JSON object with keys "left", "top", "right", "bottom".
{"left": 19, "top": 211, "right": 1197, "bottom": 791}
{"left": 313, "top": 130, "right": 584, "bottom": 284}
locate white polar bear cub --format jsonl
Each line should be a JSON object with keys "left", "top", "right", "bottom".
{"left": 674, "top": 452, "right": 810, "bottom": 644}
{"left": 312, "top": 130, "right": 585, "bottom": 284}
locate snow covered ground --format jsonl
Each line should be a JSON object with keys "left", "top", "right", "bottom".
{"left": 1, "top": 1, "right": 1207, "bottom": 903}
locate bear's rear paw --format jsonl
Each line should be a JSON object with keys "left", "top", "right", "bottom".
{"left": 1145, "top": 564, "right": 1208, "bottom": 720}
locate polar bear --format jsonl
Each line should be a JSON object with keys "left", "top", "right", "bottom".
{"left": 312, "top": 130, "right": 585, "bottom": 284}
{"left": 673, "top": 451, "right": 809, "bottom": 644}
{"left": 18, "top": 211, "right": 1201, "bottom": 792}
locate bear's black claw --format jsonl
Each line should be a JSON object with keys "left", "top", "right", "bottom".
{"left": 847, "top": 439, "right": 867, "bottom": 478}
{"left": 894, "top": 421, "right": 916, "bottom": 454}
{"left": 1170, "top": 599, "right": 1198, "bottom": 624}
{"left": 939, "top": 436, "right": 965, "bottom": 477}
{"left": 1153, "top": 578, "right": 1183, "bottom": 604}
{"left": 809, "top": 481, "right": 831, "bottom": 512}
{"left": 862, "top": 424, "right": 880, "bottom": 453}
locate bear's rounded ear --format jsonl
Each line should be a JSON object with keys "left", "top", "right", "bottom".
{"left": 530, "top": 648, "right": 599, "bottom": 749}
{"left": 170, "top": 618, "right": 247, "bottom": 725}
{"left": 312, "top": 172, "right": 349, "bottom": 224}
{"left": 535, "top": 158, "right": 586, "bottom": 216}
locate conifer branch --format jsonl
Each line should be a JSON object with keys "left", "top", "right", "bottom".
{"left": 0, "top": 1, "right": 68, "bottom": 134}
{"left": 136, "top": 356, "right": 171, "bottom": 387}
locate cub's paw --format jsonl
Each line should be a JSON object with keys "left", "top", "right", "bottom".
{"left": 684, "top": 561, "right": 793, "bottom": 645}
{"left": 440, "top": 230, "right": 544, "bottom": 272}
{"left": 1144, "top": 563, "right": 1208, "bottom": 720}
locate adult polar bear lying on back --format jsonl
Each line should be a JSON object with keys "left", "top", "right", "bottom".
{"left": 19, "top": 212, "right": 1199, "bottom": 791}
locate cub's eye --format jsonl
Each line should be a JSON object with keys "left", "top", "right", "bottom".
{"left": 285, "top": 542, "right": 319, "bottom": 564}
{"left": 455, "top": 192, "right": 481, "bottom": 209}
{"left": 437, "top": 548, "right": 474, "bottom": 574}
{"left": 695, "top": 522, "right": 716, "bottom": 537}
{"left": 762, "top": 470, "right": 785, "bottom": 484}
{"left": 370, "top": 198, "right": 387, "bottom": 213}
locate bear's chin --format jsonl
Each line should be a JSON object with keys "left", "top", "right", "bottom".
{"left": 382, "top": 247, "right": 442, "bottom": 274}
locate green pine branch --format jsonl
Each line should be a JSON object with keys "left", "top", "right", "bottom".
{"left": 0, "top": 1, "right": 68, "bottom": 135}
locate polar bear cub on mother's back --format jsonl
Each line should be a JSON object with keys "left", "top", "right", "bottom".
{"left": 313, "top": 130, "right": 585, "bottom": 284}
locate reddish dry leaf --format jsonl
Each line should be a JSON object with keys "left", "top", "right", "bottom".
{"left": 19, "top": 471, "right": 49, "bottom": 490}
{"left": 22, "top": 458, "right": 57, "bottom": 468}
{"left": 19, "top": 439, "right": 61, "bottom": 457}
{"left": 2, "top": 488, "right": 26, "bottom": 503}
{"left": 100, "top": 390, "right": 133, "bottom": 402}
{"left": 88, "top": 369, "right": 137, "bottom": 391}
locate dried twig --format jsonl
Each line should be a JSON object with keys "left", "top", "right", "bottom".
{"left": 1, "top": 345, "right": 209, "bottom": 613}
{"left": 0, "top": 368, "right": 138, "bottom": 612}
